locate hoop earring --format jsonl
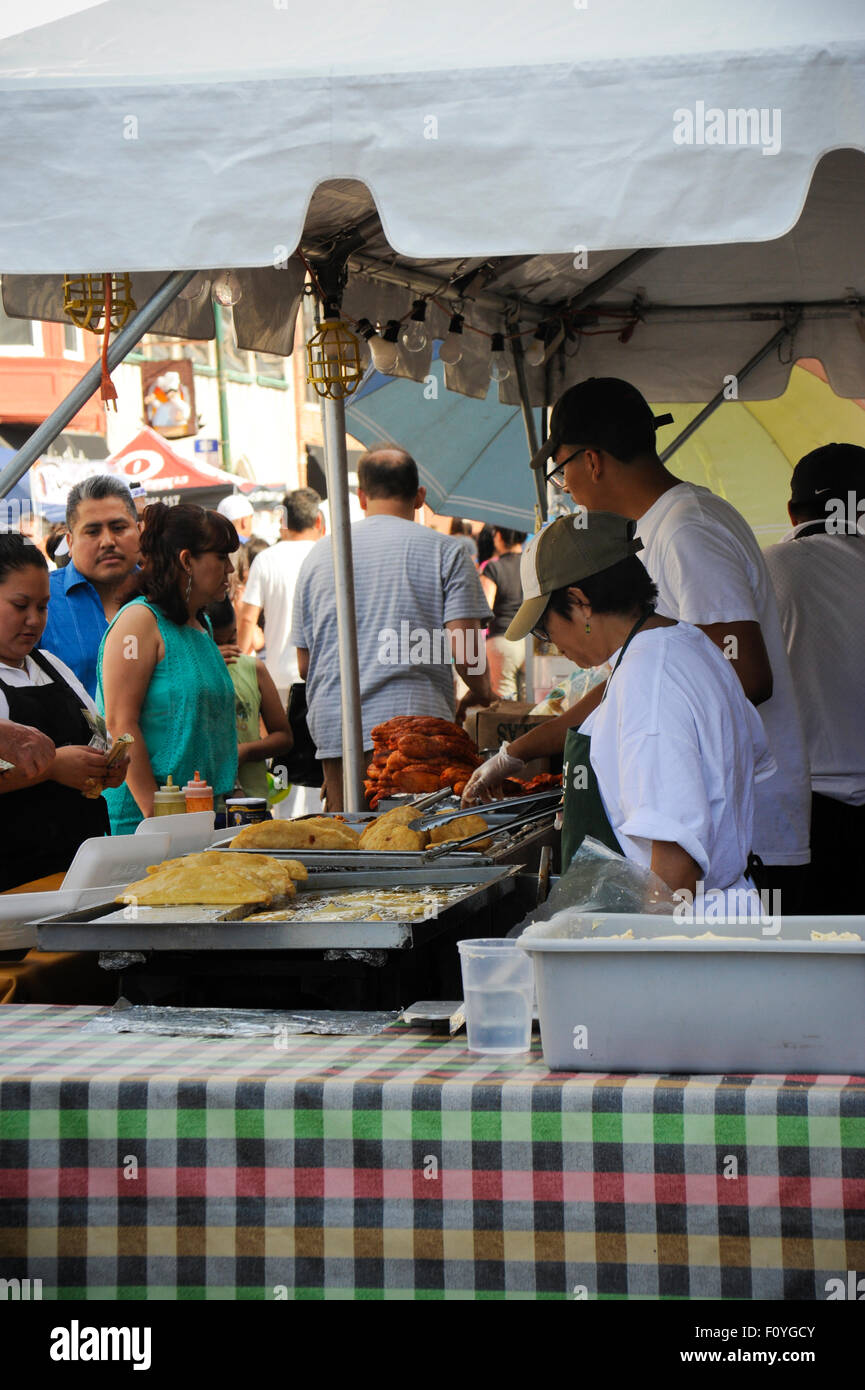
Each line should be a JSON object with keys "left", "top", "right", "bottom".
{"left": 184, "top": 573, "right": 193, "bottom": 603}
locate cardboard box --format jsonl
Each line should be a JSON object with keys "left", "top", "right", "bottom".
{"left": 464, "top": 702, "right": 558, "bottom": 777}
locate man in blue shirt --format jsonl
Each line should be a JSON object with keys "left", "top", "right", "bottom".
{"left": 40, "top": 475, "right": 141, "bottom": 697}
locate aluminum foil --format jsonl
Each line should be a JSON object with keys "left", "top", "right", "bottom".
{"left": 323, "top": 949, "right": 389, "bottom": 965}
{"left": 98, "top": 951, "right": 147, "bottom": 971}
{"left": 82, "top": 1002, "right": 403, "bottom": 1038}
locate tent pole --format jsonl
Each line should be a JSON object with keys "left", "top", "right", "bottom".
{"left": 511, "top": 334, "right": 545, "bottom": 705}
{"left": 658, "top": 319, "right": 799, "bottom": 463}
{"left": 320, "top": 390, "right": 366, "bottom": 812}
{"left": 0, "top": 270, "right": 198, "bottom": 499}
{"left": 511, "top": 336, "right": 547, "bottom": 522}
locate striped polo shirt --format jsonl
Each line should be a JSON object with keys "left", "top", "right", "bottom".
{"left": 289, "top": 515, "right": 491, "bottom": 758}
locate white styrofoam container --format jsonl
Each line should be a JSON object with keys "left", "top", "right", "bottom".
{"left": 0, "top": 886, "right": 128, "bottom": 951}
{"left": 61, "top": 833, "right": 171, "bottom": 891}
{"left": 520, "top": 914, "right": 865, "bottom": 1074}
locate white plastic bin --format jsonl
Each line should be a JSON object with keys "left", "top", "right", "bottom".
{"left": 520, "top": 915, "right": 865, "bottom": 1074}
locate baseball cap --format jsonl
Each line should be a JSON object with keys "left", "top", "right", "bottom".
{"left": 530, "top": 378, "right": 674, "bottom": 471}
{"left": 217, "top": 494, "right": 254, "bottom": 523}
{"left": 505, "top": 511, "right": 644, "bottom": 641}
{"left": 789, "top": 443, "right": 865, "bottom": 504}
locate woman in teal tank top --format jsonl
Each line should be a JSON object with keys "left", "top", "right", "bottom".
{"left": 97, "top": 503, "right": 239, "bottom": 834}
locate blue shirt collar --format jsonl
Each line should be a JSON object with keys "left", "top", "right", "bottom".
{"left": 61, "top": 558, "right": 97, "bottom": 594}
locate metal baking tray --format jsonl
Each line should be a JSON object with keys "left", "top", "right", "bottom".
{"left": 207, "top": 844, "right": 496, "bottom": 869}
{"left": 209, "top": 803, "right": 557, "bottom": 869}
{"left": 35, "top": 865, "right": 520, "bottom": 951}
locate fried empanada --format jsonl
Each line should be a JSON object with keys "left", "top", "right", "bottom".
{"left": 230, "top": 817, "right": 360, "bottom": 851}
{"left": 118, "top": 856, "right": 271, "bottom": 907}
{"left": 427, "top": 813, "right": 491, "bottom": 852}
{"left": 359, "top": 804, "right": 431, "bottom": 852}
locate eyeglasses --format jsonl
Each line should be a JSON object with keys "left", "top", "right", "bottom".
{"left": 544, "top": 446, "right": 589, "bottom": 490}
{"left": 531, "top": 612, "right": 550, "bottom": 643}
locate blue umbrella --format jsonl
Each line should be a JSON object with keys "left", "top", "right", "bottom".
{"left": 345, "top": 348, "right": 543, "bottom": 530}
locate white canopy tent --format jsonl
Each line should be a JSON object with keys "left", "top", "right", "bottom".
{"left": 1, "top": 0, "right": 864, "bottom": 806}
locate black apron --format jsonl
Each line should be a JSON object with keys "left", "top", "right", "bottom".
{"left": 0, "top": 650, "right": 109, "bottom": 892}
{"left": 560, "top": 609, "right": 653, "bottom": 869}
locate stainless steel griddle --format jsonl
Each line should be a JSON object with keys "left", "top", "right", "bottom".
{"left": 35, "top": 865, "right": 521, "bottom": 952}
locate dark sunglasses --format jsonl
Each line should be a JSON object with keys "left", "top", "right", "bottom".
{"left": 544, "top": 446, "right": 590, "bottom": 489}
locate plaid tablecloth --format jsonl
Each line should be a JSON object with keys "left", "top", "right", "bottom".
{"left": 0, "top": 1004, "right": 863, "bottom": 1300}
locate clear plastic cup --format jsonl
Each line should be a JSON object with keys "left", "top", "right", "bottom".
{"left": 457, "top": 937, "right": 534, "bottom": 1055}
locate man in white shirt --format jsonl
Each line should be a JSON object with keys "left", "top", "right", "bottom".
{"left": 238, "top": 488, "right": 326, "bottom": 706}
{"left": 290, "top": 449, "right": 493, "bottom": 811}
{"left": 466, "top": 377, "right": 811, "bottom": 909}
{"left": 763, "top": 444, "right": 865, "bottom": 914}
{"left": 217, "top": 493, "right": 256, "bottom": 543}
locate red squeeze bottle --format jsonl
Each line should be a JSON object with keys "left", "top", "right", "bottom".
{"left": 182, "top": 771, "right": 214, "bottom": 813}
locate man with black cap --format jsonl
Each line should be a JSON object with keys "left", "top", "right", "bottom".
{"left": 763, "top": 444, "right": 865, "bottom": 913}
{"left": 464, "top": 377, "right": 811, "bottom": 910}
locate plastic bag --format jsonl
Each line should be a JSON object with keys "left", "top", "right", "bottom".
{"left": 513, "top": 836, "right": 679, "bottom": 939}
{"left": 530, "top": 663, "right": 610, "bottom": 716}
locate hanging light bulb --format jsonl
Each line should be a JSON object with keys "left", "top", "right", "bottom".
{"left": 178, "top": 272, "right": 210, "bottom": 303}
{"left": 212, "top": 270, "right": 242, "bottom": 307}
{"left": 400, "top": 299, "right": 429, "bottom": 353}
{"left": 438, "top": 312, "right": 464, "bottom": 365}
{"left": 525, "top": 324, "right": 549, "bottom": 368}
{"left": 489, "top": 332, "right": 511, "bottom": 383}
{"left": 367, "top": 319, "right": 402, "bottom": 375}
{"left": 353, "top": 320, "right": 373, "bottom": 368}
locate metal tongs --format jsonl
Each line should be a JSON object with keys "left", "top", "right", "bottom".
{"left": 409, "top": 787, "right": 561, "bottom": 834}
{"left": 421, "top": 805, "right": 559, "bottom": 860}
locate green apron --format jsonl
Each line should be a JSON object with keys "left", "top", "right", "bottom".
{"left": 560, "top": 609, "right": 653, "bottom": 870}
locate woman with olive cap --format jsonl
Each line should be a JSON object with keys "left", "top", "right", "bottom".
{"left": 466, "top": 512, "right": 776, "bottom": 906}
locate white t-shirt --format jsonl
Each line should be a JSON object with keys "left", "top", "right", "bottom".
{"left": 242, "top": 538, "right": 319, "bottom": 701}
{"left": 290, "top": 515, "right": 491, "bottom": 759}
{"left": 635, "top": 483, "right": 811, "bottom": 866}
{"left": 764, "top": 526, "right": 865, "bottom": 806}
{"left": 581, "top": 624, "right": 777, "bottom": 894}
{"left": 0, "top": 650, "right": 98, "bottom": 721}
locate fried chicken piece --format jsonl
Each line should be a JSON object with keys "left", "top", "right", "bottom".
{"left": 371, "top": 716, "right": 414, "bottom": 742}
{"left": 438, "top": 763, "right": 481, "bottom": 789}
{"left": 394, "top": 765, "right": 442, "bottom": 794}
{"left": 395, "top": 733, "right": 477, "bottom": 763}
{"left": 384, "top": 750, "right": 410, "bottom": 774}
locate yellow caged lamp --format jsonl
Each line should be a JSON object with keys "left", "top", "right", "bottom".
{"left": 62, "top": 272, "right": 137, "bottom": 408}
{"left": 305, "top": 317, "right": 364, "bottom": 399}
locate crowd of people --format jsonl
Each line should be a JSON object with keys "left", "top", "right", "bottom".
{"left": 0, "top": 374, "right": 863, "bottom": 917}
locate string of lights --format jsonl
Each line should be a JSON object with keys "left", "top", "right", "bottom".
{"left": 299, "top": 255, "right": 641, "bottom": 384}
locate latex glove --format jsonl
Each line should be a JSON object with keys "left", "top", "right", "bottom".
{"left": 461, "top": 742, "right": 526, "bottom": 806}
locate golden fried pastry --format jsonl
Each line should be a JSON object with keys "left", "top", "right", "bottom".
{"left": 202, "top": 852, "right": 298, "bottom": 900}
{"left": 427, "top": 813, "right": 491, "bottom": 852}
{"left": 118, "top": 856, "right": 271, "bottom": 908}
{"left": 117, "top": 851, "right": 308, "bottom": 908}
{"left": 358, "top": 804, "right": 429, "bottom": 852}
{"left": 230, "top": 817, "right": 360, "bottom": 851}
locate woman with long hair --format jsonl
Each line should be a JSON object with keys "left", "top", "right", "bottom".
{"left": 97, "top": 503, "right": 239, "bottom": 833}
{"left": 0, "top": 533, "right": 127, "bottom": 892}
